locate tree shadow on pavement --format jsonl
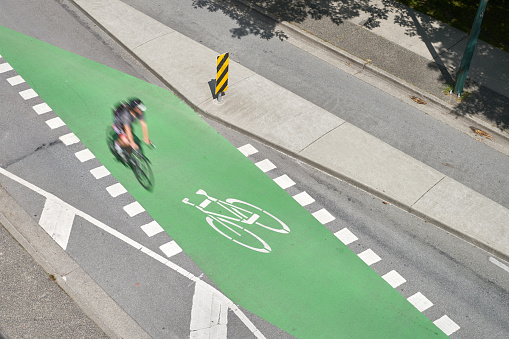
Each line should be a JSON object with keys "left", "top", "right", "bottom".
{"left": 192, "top": 0, "right": 509, "bottom": 131}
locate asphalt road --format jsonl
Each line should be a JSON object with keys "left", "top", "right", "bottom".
{"left": 0, "top": 0, "right": 508, "bottom": 338}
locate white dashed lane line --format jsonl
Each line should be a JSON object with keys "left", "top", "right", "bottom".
{"left": 106, "top": 183, "right": 127, "bottom": 198}
{"left": 7, "top": 75, "right": 25, "bottom": 86}
{"left": 123, "top": 201, "right": 145, "bottom": 217}
{"left": 59, "top": 133, "right": 80, "bottom": 146}
{"left": 19, "top": 88, "right": 38, "bottom": 100}
{"left": 0, "top": 62, "right": 13, "bottom": 73}
{"left": 75, "top": 149, "right": 95, "bottom": 162}
{"left": 45, "top": 117, "right": 65, "bottom": 129}
{"left": 255, "top": 159, "right": 276, "bottom": 173}
{"left": 90, "top": 165, "right": 110, "bottom": 179}
{"left": 141, "top": 220, "right": 164, "bottom": 237}
{"left": 382, "top": 270, "right": 407, "bottom": 288}
{"left": 238, "top": 143, "right": 461, "bottom": 336}
{"left": 32, "top": 102, "right": 52, "bottom": 115}
{"left": 160, "top": 241, "right": 183, "bottom": 258}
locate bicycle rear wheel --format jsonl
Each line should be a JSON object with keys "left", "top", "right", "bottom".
{"left": 131, "top": 152, "right": 154, "bottom": 190}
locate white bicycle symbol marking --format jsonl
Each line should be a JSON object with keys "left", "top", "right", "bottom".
{"left": 182, "top": 189, "right": 290, "bottom": 253}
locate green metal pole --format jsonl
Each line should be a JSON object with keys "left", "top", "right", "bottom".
{"left": 453, "top": 0, "right": 489, "bottom": 97}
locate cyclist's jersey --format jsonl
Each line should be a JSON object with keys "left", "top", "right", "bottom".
{"left": 113, "top": 104, "right": 144, "bottom": 133}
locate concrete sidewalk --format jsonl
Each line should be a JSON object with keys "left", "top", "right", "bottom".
{"left": 72, "top": 0, "right": 509, "bottom": 263}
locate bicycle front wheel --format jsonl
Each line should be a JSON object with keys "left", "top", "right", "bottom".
{"left": 131, "top": 152, "right": 153, "bottom": 190}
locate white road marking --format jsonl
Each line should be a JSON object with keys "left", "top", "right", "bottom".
{"left": 334, "top": 228, "right": 358, "bottom": 245}
{"left": 32, "top": 102, "right": 52, "bottom": 115}
{"left": 238, "top": 144, "right": 258, "bottom": 157}
{"left": 7, "top": 75, "right": 25, "bottom": 86}
{"left": 358, "top": 249, "right": 381, "bottom": 266}
{"left": 90, "top": 166, "right": 110, "bottom": 179}
{"left": 433, "top": 315, "right": 460, "bottom": 335}
{"left": 160, "top": 241, "right": 183, "bottom": 258}
{"left": 141, "top": 220, "right": 164, "bottom": 237}
{"left": 45, "top": 117, "right": 65, "bottom": 129}
{"left": 489, "top": 256, "right": 509, "bottom": 273}
{"left": 75, "top": 149, "right": 95, "bottom": 162}
{"left": 0, "top": 62, "right": 13, "bottom": 73}
{"left": 255, "top": 159, "right": 276, "bottom": 173}
{"left": 39, "top": 198, "right": 75, "bottom": 250}
{"left": 382, "top": 270, "right": 406, "bottom": 288}
{"left": 123, "top": 201, "right": 145, "bottom": 217}
{"left": 407, "top": 292, "right": 433, "bottom": 312}
{"left": 274, "top": 174, "right": 295, "bottom": 189}
{"left": 0, "top": 167, "right": 265, "bottom": 339}
{"left": 190, "top": 280, "right": 228, "bottom": 339}
{"left": 19, "top": 88, "right": 38, "bottom": 100}
{"left": 106, "top": 183, "right": 127, "bottom": 197}
{"left": 59, "top": 133, "right": 80, "bottom": 146}
{"left": 312, "top": 208, "right": 335, "bottom": 225}
{"left": 292, "top": 191, "right": 315, "bottom": 206}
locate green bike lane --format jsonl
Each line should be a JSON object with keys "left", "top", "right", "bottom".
{"left": 0, "top": 26, "right": 447, "bottom": 338}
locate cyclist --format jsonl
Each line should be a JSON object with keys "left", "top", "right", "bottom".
{"left": 112, "top": 98, "right": 150, "bottom": 158}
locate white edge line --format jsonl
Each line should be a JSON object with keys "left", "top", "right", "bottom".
{"left": 0, "top": 166, "right": 265, "bottom": 338}
{"left": 489, "top": 257, "right": 509, "bottom": 273}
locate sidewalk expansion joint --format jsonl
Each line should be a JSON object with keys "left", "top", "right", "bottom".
{"left": 410, "top": 175, "right": 446, "bottom": 208}
{"left": 133, "top": 31, "right": 175, "bottom": 50}
{"left": 298, "top": 121, "right": 346, "bottom": 154}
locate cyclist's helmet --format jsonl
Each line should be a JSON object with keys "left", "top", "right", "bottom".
{"left": 129, "top": 98, "right": 146, "bottom": 112}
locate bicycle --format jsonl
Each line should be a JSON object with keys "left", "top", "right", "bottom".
{"left": 107, "top": 128, "right": 155, "bottom": 190}
{"left": 182, "top": 189, "right": 290, "bottom": 253}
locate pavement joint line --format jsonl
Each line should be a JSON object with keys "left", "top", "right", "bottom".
{"left": 410, "top": 175, "right": 447, "bottom": 208}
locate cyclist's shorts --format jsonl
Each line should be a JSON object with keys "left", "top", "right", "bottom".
{"left": 113, "top": 124, "right": 129, "bottom": 142}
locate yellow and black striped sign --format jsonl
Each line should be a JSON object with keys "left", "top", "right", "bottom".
{"left": 216, "top": 52, "right": 229, "bottom": 95}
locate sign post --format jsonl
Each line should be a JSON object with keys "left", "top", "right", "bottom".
{"left": 452, "top": 0, "right": 489, "bottom": 97}
{"left": 216, "top": 52, "right": 229, "bottom": 102}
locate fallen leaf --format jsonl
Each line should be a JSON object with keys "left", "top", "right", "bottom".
{"left": 469, "top": 126, "right": 493, "bottom": 140}
{"left": 410, "top": 96, "right": 426, "bottom": 104}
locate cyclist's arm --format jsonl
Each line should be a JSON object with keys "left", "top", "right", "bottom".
{"left": 140, "top": 119, "right": 150, "bottom": 145}
{"left": 124, "top": 124, "right": 138, "bottom": 150}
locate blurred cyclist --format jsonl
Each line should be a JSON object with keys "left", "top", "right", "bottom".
{"left": 112, "top": 98, "right": 150, "bottom": 157}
